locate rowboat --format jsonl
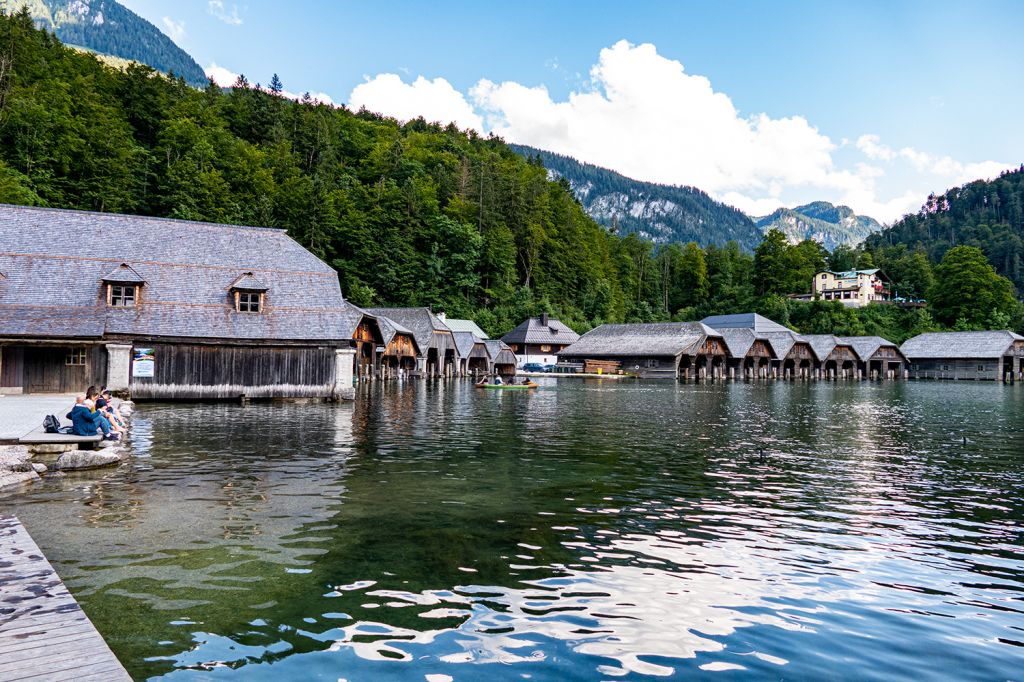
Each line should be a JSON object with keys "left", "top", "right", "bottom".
{"left": 475, "top": 381, "right": 538, "bottom": 390}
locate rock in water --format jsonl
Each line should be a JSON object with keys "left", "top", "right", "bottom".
{"left": 53, "top": 448, "right": 122, "bottom": 471}
{"left": 31, "top": 462, "right": 47, "bottom": 474}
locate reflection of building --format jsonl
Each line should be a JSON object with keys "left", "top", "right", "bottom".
{"left": 502, "top": 314, "right": 579, "bottom": 367}
{"left": 901, "top": 331, "right": 1024, "bottom": 381}
{"left": 0, "top": 205, "right": 369, "bottom": 399}
{"left": 810, "top": 269, "right": 891, "bottom": 307}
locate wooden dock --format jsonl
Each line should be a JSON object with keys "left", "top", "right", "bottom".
{"left": 0, "top": 515, "right": 130, "bottom": 681}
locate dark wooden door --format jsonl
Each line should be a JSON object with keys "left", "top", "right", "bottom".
{"left": 24, "top": 347, "right": 66, "bottom": 393}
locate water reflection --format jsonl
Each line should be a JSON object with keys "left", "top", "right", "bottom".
{"left": 2, "top": 381, "right": 1023, "bottom": 680}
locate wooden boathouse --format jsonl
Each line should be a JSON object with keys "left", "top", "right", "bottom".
{"left": 802, "top": 335, "right": 862, "bottom": 379}
{"left": 901, "top": 331, "right": 1024, "bottom": 381}
{"left": 484, "top": 340, "right": 518, "bottom": 376}
{"left": 374, "top": 314, "right": 420, "bottom": 378}
{"left": 717, "top": 328, "right": 776, "bottom": 379}
{"left": 453, "top": 331, "right": 490, "bottom": 376}
{"left": 0, "top": 205, "right": 366, "bottom": 400}
{"left": 557, "top": 322, "right": 728, "bottom": 379}
{"left": 702, "top": 313, "right": 814, "bottom": 379}
{"left": 366, "top": 307, "right": 459, "bottom": 377}
{"left": 838, "top": 336, "right": 907, "bottom": 379}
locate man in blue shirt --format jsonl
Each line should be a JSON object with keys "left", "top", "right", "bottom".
{"left": 67, "top": 395, "right": 113, "bottom": 438}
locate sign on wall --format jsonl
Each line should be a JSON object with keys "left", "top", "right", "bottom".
{"left": 133, "top": 347, "right": 155, "bottom": 378}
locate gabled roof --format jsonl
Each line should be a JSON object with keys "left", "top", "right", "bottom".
{"left": 442, "top": 318, "right": 489, "bottom": 338}
{"left": 484, "top": 339, "right": 517, "bottom": 364}
{"left": 365, "top": 307, "right": 452, "bottom": 352}
{"left": 558, "top": 322, "right": 720, "bottom": 358}
{"left": 452, "top": 331, "right": 485, "bottom": 358}
{"left": 0, "top": 204, "right": 355, "bottom": 341}
{"left": 101, "top": 263, "right": 146, "bottom": 284}
{"left": 900, "top": 331, "right": 1024, "bottom": 359}
{"left": 230, "top": 272, "right": 269, "bottom": 291}
{"left": 836, "top": 336, "right": 905, "bottom": 362}
{"left": 801, "top": 334, "right": 861, "bottom": 361}
{"left": 760, "top": 330, "right": 817, "bottom": 361}
{"left": 819, "top": 268, "right": 882, "bottom": 278}
{"left": 717, "top": 328, "right": 777, "bottom": 359}
{"left": 502, "top": 316, "right": 580, "bottom": 345}
{"left": 700, "top": 313, "right": 792, "bottom": 334}
{"left": 374, "top": 314, "right": 421, "bottom": 355}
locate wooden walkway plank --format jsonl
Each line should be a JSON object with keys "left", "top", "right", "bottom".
{"left": 0, "top": 515, "right": 131, "bottom": 682}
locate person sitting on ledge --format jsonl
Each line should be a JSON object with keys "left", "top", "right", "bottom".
{"left": 67, "top": 394, "right": 117, "bottom": 440}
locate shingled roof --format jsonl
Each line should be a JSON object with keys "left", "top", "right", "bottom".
{"left": 759, "top": 330, "right": 815, "bottom": 360}
{"left": 365, "top": 307, "right": 453, "bottom": 354}
{"left": 502, "top": 316, "right": 579, "bottom": 345}
{"left": 452, "top": 331, "right": 485, "bottom": 358}
{"left": 374, "top": 314, "right": 419, "bottom": 352}
{"left": 484, "top": 339, "right": 517, "bottom": 365}
{"left": 900, "top": 331, "right": 1024, "bottom": 359}
{"left": 700, "top": 313, "right": 792, "bottom": 334}
{"left": 559, "top": 322, "right": 721, "bottom": 358}
{"left": 441, "top": 317, "right": 489, "bottom": 338}
{"left": 0, "top": 204, "right": 364, "bottom": 342}
{"left": 716, "top": 328, "right": 777, "bottom": 359}
{"left": 837, "top": 336, "right": 906, "bottom": 362}
{"left": 801, "top": 334, "right": 861, "bottom": 361}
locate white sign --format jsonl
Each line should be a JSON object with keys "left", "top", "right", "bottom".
{"left": 133, "top": 348, "right": 155, "bottom": 378}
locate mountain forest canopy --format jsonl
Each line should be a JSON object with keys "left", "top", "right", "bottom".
{"left": 0, "top": 10, "right": 1020, "bottom": 342}
{"left": 0, "top": 0, "right": 208, "bottom": 86}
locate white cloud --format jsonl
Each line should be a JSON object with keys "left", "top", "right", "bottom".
{"left": 160, "top": 16, "right": 185, "bottom": 42}
{"left": 347, "top": 40, "right": 1011, "bottom": 224}
{"left": 349, "top": 74, "right": 484, "bottom": 131}
{"left": 205, "top": 62, "right": 239, "bottom": 87}
{"left": 208, "top": 1, "right": 242, "bottom": 26}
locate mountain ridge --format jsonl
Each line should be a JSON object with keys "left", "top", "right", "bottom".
{"left": 0, "top": 0, "right": 207, "bottom": 86}
{"left": 755, "top": 201, "right": 881, "bottom": 250}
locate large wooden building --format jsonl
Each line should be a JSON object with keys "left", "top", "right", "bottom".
{"left": 0, "top": 205, "right": 369, "bottom": 400}
{"left": 502, "top": 314, "right": 579, "bottom": 367}
{"left": 557, "top": 322, "right": 728, "bottom": 379}
{"left": 837, "top": 336, "right": 907, "bottom": 379}
{"left": 374, "top": 315, "right": 420, "bottom": 378}
{"left": 366, "top": 307, "right": 459, "bottom": 377}
{"left": 802, "top": 335, "right": 862, "bottom": 379}
{"left": 702, "top": 313, "right": 816, "bottom": 379}
{"left": 901, "top": 331, "right": 1024, "bottom": 381}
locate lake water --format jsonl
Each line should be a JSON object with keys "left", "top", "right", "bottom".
{"left": 2, "top": 379, "right": 1024, "bottom": 680}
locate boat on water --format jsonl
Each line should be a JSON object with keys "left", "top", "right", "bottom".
{"left": 475, "top": 380, "right": 538, "bottom": 390}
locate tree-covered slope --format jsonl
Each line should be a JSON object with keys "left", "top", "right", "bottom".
{"left": 864, "top": 167, "right": 1024, "bottom": 292}
{"left": 754, "top": 201, "right": 880, "bottom": 250}
{"left": 510, "top": 144, "right": 762, "bottom": 251}
{"left": 0, "top": 0, "right": 207, "bottom": 86}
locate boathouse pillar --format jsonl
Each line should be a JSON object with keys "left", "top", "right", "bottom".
{"left": 105, "top": 343, "right": 133, "bottom": 395}
{"left": 333, "top": 348, "right": 356, "bottom": 401}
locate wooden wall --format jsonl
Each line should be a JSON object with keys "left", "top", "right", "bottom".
{"left": 908, "top": 358, "right": 1004, "bottom": 381}
{"left": 130, "top": 343, "right": 336, "bottom": 399}
{"left": 0, "top": 344, "right": 105, "bottom": 393}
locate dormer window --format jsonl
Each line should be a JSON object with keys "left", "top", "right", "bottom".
{"left": 237, "top": 291, "right": 262, "bottom": 313}
{"left": 102, "top": 263, "right": 145, "bottom": 307}
{"left": 230, "top": 272, "right": 269, "bottom": 314}
{"left": 110, "top": 284, "right": 137, "bottom": 307}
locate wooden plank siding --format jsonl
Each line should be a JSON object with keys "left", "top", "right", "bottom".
{"left": 130, "top": 343, "right": 336, "bottom": 399}
{"left": 0, "top": 344, "right": 105, "bottom": 394}
{"left": 0, "top": 515, "right": 130, "bottom": 681}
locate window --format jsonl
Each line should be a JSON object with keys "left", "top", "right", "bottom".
{"left": 978, "top": 365, "right": 985, "bottom": 372}
{"left": 645, "top": 358, "right": 658, "bottom": 368}
{"left": 821, "top": 274, "right": 827, "bottom": 279}
{"left": 540, "top": 344, "right": 552, "bottom": 352}
{"left": 109, "top": 284, "right": 137, "bottom": 307}
{"left": 66, "top": 349, "right": 86, "bottom": 366}
{"left": 236, "top": 291, "right": 262, "bottom": 313}
{"left": 942, "top": 365, "right": 950, "bottom": 371}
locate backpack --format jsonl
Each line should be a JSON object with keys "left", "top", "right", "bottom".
{"left": 43, "top": 414, "right": 61, "bottom": 433}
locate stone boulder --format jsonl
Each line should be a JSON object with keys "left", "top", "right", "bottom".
{"left": 53, "top": 447, "right": 122, "bottom": 471}
{"left": 118, "top": 401, "right": 135, "bottom": 417}
{"left": 0, "top": 469, "right": 39, "bottom": 489}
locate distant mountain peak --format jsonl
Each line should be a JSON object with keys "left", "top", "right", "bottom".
{"left": 1, "top": 0, "right": 208, "bottom": 86}
{"left": 755, "top": 201, "right": 880, "bottom": 249}
{"left": 511, "top": 145, "right": 763, "bottom": 250}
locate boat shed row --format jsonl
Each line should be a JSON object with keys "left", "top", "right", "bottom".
{"left": 556, "top": 314, "right": 912, "bottom": 381}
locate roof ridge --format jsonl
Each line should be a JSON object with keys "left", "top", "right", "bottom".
{"left": 0, "top": 203, "right": 288, "bottom": 234}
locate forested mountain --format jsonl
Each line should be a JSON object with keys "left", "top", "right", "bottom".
{"left": 864, "top": 167, "right": 1024, "bottom": 293}
{"left": 0, "top": 0, "right": 207, "bottom": 86}
{"left": 510, "top": 144, "right": 762, "bottom": 251}
{"left": 755, "top": 201, "right": 880, "bottom": 250}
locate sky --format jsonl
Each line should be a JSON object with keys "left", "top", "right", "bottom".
{"left": 120, "top": 0, "right": 1024, "bottom": 223}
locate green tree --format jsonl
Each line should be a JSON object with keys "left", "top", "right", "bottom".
{"left": 928, "top": 246, "right": 1019, "bottom": 326}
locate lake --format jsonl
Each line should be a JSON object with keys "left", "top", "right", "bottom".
{"left": 2, "top": 379, "right": 1023, "bottom": 680}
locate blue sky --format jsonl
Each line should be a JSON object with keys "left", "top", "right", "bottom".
{"left": 121, "top": 0, "right": 1024, "bottom": 222}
